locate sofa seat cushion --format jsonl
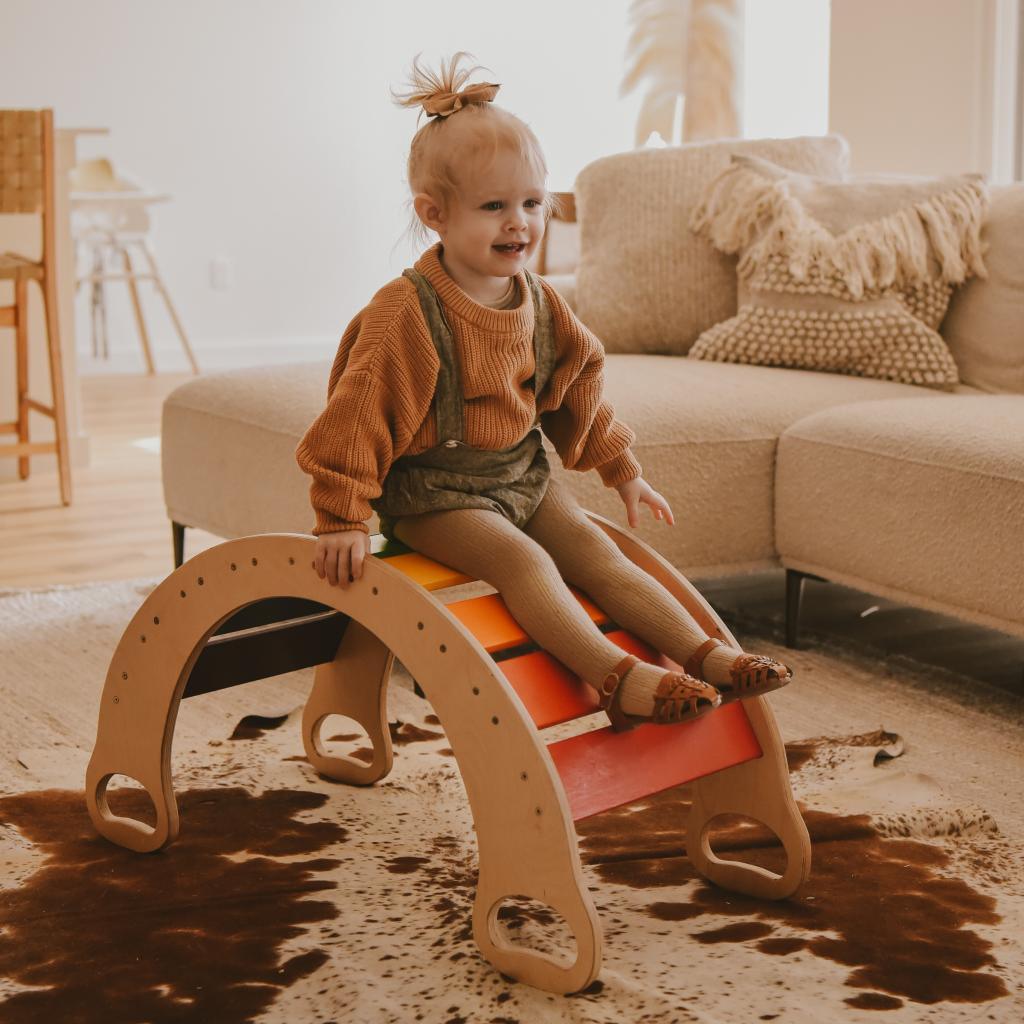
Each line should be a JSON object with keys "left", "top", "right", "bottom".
{"left": 161, "top": 362, "right": 334, "bottom": 541}
{"left": 160, "top": 355, "right": 939, "bottom": 575}
{"left": 775, "top": 396, "right": 1024, "bottom": 635}
{"left": 574, "top": 357, "right": 939, "bottom": 573}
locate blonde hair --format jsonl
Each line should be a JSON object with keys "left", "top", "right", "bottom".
{"left": 391, "top": 52, "right": 556, "bottom": 246}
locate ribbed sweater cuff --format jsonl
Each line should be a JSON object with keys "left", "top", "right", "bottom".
{"left": 313, "top": 516, "right": 370, "bottom": 537}
{"left": 597, "top": 450, "right": 643, "bottom": 488}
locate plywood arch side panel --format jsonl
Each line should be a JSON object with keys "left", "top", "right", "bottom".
{"left": 85, "top": 532, "right": 601, "bottom": 994}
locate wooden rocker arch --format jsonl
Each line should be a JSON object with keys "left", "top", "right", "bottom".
{"left": 87, "top": 514, "right": 810, "bottom": 994}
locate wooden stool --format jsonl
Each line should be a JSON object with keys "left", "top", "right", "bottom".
{"left": 86, "top": 515, "right": 810, "bottom": 993}
{"left": 0, "top": 109, "right": 72, "bottom": 505}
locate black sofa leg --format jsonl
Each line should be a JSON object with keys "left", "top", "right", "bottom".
{"left": 785, "top": 570, "right": 805, "bottom": 649}
{"left": 172, "top": 521, "right": 186, "bottom": 568}
{"left": 785, "top": 569, "right": 828, "bottom": 649}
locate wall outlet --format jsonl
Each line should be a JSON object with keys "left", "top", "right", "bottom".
{"left": 209, "top": 256, "right": 233, "bottom": 290}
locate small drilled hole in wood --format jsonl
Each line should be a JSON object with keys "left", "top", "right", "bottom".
{"left": 535, "top": 807, "right": 542, "bottom": 816}
{"left": 491, "top": 716, "right": 499, "bottom": 725}
{"left": 520, "top": 771, "right": 528, "bottom": 781}
{"left": 231, "top": 563, "right": 238, "bottom": 571}
{"left": 417, "top": 622, "right": 424, "bottom": 630}
{"left": 372, "top": 587, "right": 378, "bottom": 595}
{"left": 251, "top": 558, "right": 258, "bottom": 566}
{"left": 153, "top": 616, "right": 160, "bottom": 625}
{"left": 472, "top": 687, "right": 480, "bottom": 696}
{"left": 179, "top": 590, "right": 186, "bottom": 598}
{"left": 198, "top": 577, "right": 204, "bottom": 586}
{"left": 288, "top": 557, "right": 295, "bottom": 565}
{"left": 121, "top": 672, "right": 128, "bottom": 681}
{"left": 140, "top": 635, "right": 146, "bottom": 644}
{"left": 439, "top": 644, "right": 447, "bottom": 653}
{"left": 113, "top": 696, "right": 120, "bottom": 704}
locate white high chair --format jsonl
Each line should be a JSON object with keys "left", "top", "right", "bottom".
{"left": 71, "top": 158, "right": 198, "bottom": 375}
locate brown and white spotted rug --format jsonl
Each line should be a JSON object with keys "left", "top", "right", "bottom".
{"left": 0, "top": 578, "right": 1022, "bottom": 1023}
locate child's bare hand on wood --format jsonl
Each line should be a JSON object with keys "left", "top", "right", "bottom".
{"left": 615, "top": 476, "right": 674, "bottom": 529}
{"left": 315, "top": 529, "right": 372, "bottom": 589}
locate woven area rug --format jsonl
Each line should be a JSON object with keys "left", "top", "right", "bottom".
{"left": 0, "top": 578, "right": 1022, "bottom": 1023}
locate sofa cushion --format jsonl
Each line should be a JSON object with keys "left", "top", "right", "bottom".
{"left": 575, "top": 357, "right": 942, "bottom": 574}
{"left": 942, "top": 184, "right": 1024, "bottom": 394}
{"left": 775, "top": 396, "right": 1024, "bottom": 636}
{"left": 162, "top": 357, "right": 939, "bottom": 577}
{"left": 573, "top": 135, "right": 850, "bottom": 356}
{"left": 688, "top": 155, "right": 989, "bottom": 389}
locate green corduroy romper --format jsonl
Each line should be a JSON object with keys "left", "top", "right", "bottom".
{"left": 370, "top": 268, "right": 557, "bottom": 544}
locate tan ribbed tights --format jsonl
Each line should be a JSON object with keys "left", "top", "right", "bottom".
{"left": 391, "top": 475, "right": 742, "bottom": 716}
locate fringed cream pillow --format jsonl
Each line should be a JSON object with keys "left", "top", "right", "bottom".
{"left": 688, "top": 155, "right": 989, "bottom": 389}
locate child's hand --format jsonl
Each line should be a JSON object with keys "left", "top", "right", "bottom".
{"left": 615, "top": 477, "right": 675, "bottom": 529}
{"left": 314, "top": 529, "right": 372, "bottom": 589}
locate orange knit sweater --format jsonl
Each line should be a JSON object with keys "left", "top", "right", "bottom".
{"left": 295, "top": 244, "right": 642, "bottom": 535}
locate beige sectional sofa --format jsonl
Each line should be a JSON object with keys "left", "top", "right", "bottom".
{"left": 162, "top": 137, "right": 1024, "bottom": 643}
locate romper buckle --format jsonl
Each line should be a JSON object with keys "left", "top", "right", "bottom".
{"left": 444, "top": 440, "right": 460, "bottom": 448}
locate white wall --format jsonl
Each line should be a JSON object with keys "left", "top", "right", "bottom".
{"left": 0, "top": 0, "right": 642, "bottom": 372}
{"left": 743, "top": 0, "right": 831, "bottom": 138}
{"left": 829, "top": 0, "right": 1015, "bottom": 178}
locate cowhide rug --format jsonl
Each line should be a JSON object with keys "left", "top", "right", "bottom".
{"left": 0, "top": 578, "right": 1021, "bottom": 1023}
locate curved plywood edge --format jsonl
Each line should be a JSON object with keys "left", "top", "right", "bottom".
{"left": 581, "top": 512, "right": 811, "bottom": 899}
{"left": 86, "top": 533, "right": 601, "bottom": 991}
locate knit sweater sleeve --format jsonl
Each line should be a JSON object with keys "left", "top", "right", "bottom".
{"left": 536, "top": 279, "right": 642, "bottom": 487}
{"left": 295, "top": 281, "right": 438, "bottom": 535}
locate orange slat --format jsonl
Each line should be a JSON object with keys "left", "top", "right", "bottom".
{"left": 446, "top": 589, "right": 608, "bottom": 654}
{"left": 500, "top": 629, "right": 655, "bottom": 728}
{"left": 548, "top": 701, "right": 763, "bottom": 822}
{"left": 380, "top": 551, "right": 475, "bottom": 591}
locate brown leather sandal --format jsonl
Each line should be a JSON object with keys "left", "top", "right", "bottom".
{"left": 720, "top": 653, "right": 792, "bottom": 702}
{"left": 685, "top": 637, "right": 792, "bottom": 703}
{"left": 598, "top": 653, "right": 721, "bottom": 733}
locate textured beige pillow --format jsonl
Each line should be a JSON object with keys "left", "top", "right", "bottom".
{"left": 573, "top": 135, "right": 850, "bottom": 355}
{"left": 688, "top": 155, "right": 989, "bottom": 389}
{"left": 941, "top": 184, "right": 1024, "bottom": 394}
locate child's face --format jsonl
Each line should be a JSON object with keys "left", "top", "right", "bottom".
{"left": 432, "top": 148, "right": 546, "bottom": 294}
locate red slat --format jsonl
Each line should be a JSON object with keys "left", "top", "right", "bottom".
{"left": 547, "top": 701, "right": 762, "bottom": 821}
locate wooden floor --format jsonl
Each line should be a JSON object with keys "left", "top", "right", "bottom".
{"left": 0, "top": 373, "right": 222, "bottom": 588}
{"left": 2, "top": 373, "right": 1021, "bottom": 698}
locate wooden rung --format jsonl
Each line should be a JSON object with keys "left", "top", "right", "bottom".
{"left": 0, "top": 422, "right": 18, "bottom": 434}
{"left": 25, "top": 398, "right": 55, "bottom": 418}
{"left": 446, "top": 589, "right": 607, "bottom": 655}
{"left": 0, "top": 440, "right": 57, "bottom": 458}
{"left": 548, "top": 701, "right": 763, "bottom": 822}
{"left": 0, "top": 307, "right": 15, "bottom": 327}
{"left": 499, "top": 629, "right": 655, "bottom": 729}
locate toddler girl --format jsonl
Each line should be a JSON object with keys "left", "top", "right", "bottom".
{"left": 296, "top": 52, "right": 791, "bottom": 730}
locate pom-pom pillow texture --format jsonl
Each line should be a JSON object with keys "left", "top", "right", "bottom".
{"left": 688, "top": 155, "right": 989, "bottom": 389}
{"left": 572, "top": 135, "right": 851, "bottom": 355}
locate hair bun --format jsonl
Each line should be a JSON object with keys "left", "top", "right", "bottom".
{"left": 392, "top": 51, "right": 499, "bottom": 120}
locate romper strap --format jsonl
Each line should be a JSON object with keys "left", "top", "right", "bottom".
{"left": 522, "top": 270, "right": 556, "bottom": 412}
{"left": 402, "top": 269, "right": 465, "bottom": 446}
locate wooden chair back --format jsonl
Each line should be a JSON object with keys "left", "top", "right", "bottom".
{"left": 0, "top": 109, "right": 56, "bottom": 261}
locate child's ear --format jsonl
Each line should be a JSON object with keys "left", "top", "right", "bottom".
{"left": 413, "top": 192, "right": 446, "bottom": 234}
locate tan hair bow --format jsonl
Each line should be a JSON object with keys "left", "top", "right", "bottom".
{"left": 423, "top": 81, "right": 501, "bottom": 118}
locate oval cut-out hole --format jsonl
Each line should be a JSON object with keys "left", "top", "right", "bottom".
{"left": 493, "top": 895, "right": 576, "bottom": 966}
{"left": 316, "top": 714, "right": 374, "bottom": 764}
{"left": 101, "top": 774, "right": 158, "bottom": 829}
{"left": 703, "top": 812, "right": 786, "bottom": 875}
